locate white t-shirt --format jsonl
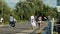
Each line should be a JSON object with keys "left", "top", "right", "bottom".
{"left": 10, "top": 16, "right": 14, "bottom": 22}
{"left": 39, "top": 17, "right": 42, "bottom": 21}
{"left": 14, "top": 18, "right": 16, "bottom": 22}
{"left": 31, "top": 16, "right": 34, "bottom": 20}
{"left": 30, "top": 16, "right": 36, "bottom": 26}
{"left": 31, "top": 16, "right": 34, "bottom": 21}
{"left": 1, "top": 18, "right": 3, "bottom": 21}
{"left": 0, "top": 18, "right": 3, "bottom": 22}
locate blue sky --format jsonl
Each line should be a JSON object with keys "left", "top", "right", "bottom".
{"left": 5, "top": 0, "right": 19, "bottom": 8}
{"left": 5, "top": 0, "right": 57, "bottom": 8}
{"left": 43, "top": 0, "right": 57, "bottom": 8}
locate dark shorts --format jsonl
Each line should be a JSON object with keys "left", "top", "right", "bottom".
{"left": 10, "top": 21, "right": 15, "bottom": 27}
{"left": 38, "top": 23, "right": 40, "bottom": 26}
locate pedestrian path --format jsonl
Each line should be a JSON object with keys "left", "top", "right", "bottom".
{"left": 0, "top": 21, "right": 48, "bottom": 34}
{"left": 30, "top": 21, "right": 48, "bottom": 34}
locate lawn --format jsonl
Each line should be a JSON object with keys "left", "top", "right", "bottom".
{"left": 53, "top": 32, "right": 58, "bottom": 34}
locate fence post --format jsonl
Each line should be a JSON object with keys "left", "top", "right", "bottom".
{"left": 42, "top": 18, "right": 54, "bottom": 34}
{"left": 48, "top": 20, "right": 51, "bottom": 34}
{"left": 51, "top": 18, "right": 54, "bottom": 34}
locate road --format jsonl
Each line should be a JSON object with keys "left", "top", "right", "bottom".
{"left": 0, "top": 21, "right": 48, "bottom": 34}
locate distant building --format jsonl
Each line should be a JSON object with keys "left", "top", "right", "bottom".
{"left": 57, "top": 0, "right": 60, "bottom": 6}
{"left": 57, "top": 0, "right": 60, "bottom": 19}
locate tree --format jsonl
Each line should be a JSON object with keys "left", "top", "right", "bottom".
{"left": 0, "top": 0, "right": 12, "bottom": 23}
{"left": 15, "top": 0, "right": 57, "bottom": 20}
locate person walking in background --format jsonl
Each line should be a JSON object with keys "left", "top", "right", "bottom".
{"left": 38, "top": 16, "right": 42, "bottom": 27}
{"left": 30, "top": 14, "right": 36, "bottom": 29}
{"left": 47, "top": 15, "right": 51, "bottom": 20}
{"left": 9, "top": 15, "right": 14, "bottom": 27}
{"left": 14, "top": 18, "right": 16, "bottom": 24}
{"left": 13, "top": 18, "right": 17, "bottom": 27}
{"left": 0, "top": 17, "right": 3, "bottom": 26}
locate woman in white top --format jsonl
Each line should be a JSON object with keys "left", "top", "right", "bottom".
{"left": 30, "top": 15, "right": 36, "bottom": 29}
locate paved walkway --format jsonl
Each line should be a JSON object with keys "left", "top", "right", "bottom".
{"left": 0, "top": 21, "right": 48, "bottom": 34}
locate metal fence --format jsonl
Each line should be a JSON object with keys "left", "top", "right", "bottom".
{"left": 42, "top": 18, "right": 54, "bottom": 34}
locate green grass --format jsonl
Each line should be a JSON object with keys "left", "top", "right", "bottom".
{"left": 54, "top": 19, "right": 58, "bottom": 25}
{"left": 38, "top": 32, "right": 57, "bottom": 34}
{"left": 53, "top": 32, "right": 58, "bottom": 34}
{"left": 38, "top": 33, "right": 42, "bottom": 34}
{"left": 1, "top": 20, "right": 29, "bottom": 25}
{"left": 19, "top": 20, "right": 29, "bottom": 24}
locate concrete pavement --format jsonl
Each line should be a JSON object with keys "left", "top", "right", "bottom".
{"left": 0, "top": 21, "right": 48, "bottom": 34}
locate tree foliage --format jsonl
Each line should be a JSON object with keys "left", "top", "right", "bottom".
{"left": 0, "top": 0, "right": 57, "bottom": 24}
{"left": 15, "top": 0, "right": 57, "bottom": 20}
